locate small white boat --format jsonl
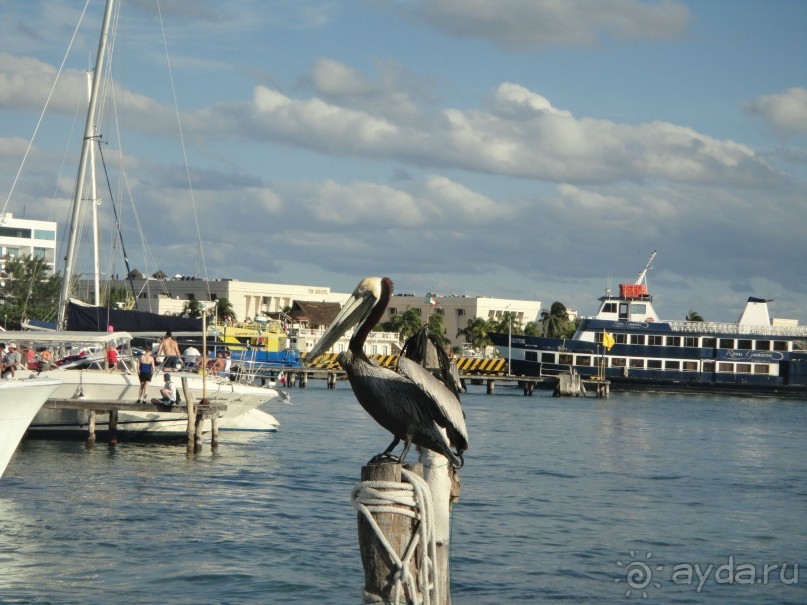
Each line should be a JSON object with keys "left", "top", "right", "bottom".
{"left": 0, "top": 377, "right": 62, "bottom": 477}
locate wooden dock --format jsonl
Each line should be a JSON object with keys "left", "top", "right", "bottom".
{"left": 41, "top": 377, "right": 227, "bottom": 450}
{"left": 280, "top": 368, "right": 610, "bottom": 398}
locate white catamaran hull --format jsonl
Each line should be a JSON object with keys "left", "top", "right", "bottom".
{"left": 0, "top": 377, "right": 62, "bottom": 477}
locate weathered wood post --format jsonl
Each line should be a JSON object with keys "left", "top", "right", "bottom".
{"left": 418, "top": 449, "right": 459, "bottom": 605}
{"left": 355, "top": 462, "right": 429, "bottom": 604}
{"left": 108, "top": 409, "right": 119, "bottom": 444}
{"left": 183, "top": 377, "right": 195, "bottom": 453}
{"left": 194, "top": 411, "right": 204, "bottom": 452}
{"left": 327, "top": 371, "right": 336, "bottom": 389}
{"left": 211, "top": 413, "right": 219, "bottom": 449}
{"left": 486, "top": 378, "right": 495, "bottom": 395}
{"left": 86, "top": 410, "right": 97, "bottom": 449}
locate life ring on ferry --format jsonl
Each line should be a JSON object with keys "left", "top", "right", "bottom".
{"left": 646, "top": 317, "right": 654, "bottom": 322}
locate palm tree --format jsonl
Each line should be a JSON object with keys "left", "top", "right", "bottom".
{"left": 523, "top": 321, "right": 542, "bottom": 336}
{"left": 541, "top": 302, "right": 570, "bottom": 338}
{"left": 457, "top": 317, "right": 492, "bottom": 351}
{"left": 426, "top": 312, "right": 449, "bottom": 347}
{"left": 492, "top": 311, "right": 523, "bottom": 335}
{"left": 182, "top": 299, "right": 204, "bottom": 318}
{"left": 214, "top": 297, "right": 237, "bottom": 323}
{"left": 381, "top": 309, "right": 423, "bottom": 340}
{"left": 686, "top": 310, "right": 704, "bottom": 322}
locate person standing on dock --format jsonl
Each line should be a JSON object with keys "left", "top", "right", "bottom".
{"left": 157, "top": 331, "right": 182, "bottom": 370}
{"left": 136, "top": 349, "right": 156, "bottom": 403}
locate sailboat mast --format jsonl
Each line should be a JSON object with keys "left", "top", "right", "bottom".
{"left": 87, "top": 70, "right": 101, "bottom": 307}
{"left": 58, "top": 0, "right": 117, "bottom": 329}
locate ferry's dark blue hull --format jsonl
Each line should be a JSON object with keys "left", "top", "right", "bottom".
{"left": 490, "top": 331, "right": 807, "bottom": 398}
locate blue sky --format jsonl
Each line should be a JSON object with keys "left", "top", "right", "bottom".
{"left": 1, "top": 0, "right": 805, "bottom": 323}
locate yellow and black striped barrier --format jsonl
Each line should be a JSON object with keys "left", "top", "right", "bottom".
{"left": 300, "top": 353, "right": 507, "bottom": 375}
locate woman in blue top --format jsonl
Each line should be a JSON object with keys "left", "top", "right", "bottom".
{"left": 136, "top": 349, "right": 156, "bottom": 403}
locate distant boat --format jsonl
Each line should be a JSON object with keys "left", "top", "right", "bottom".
{"left": 488, "top": 251, "right": 807, "bottom": 397}
{"left": 0, "top": 377, "right": 62, "bottom": 477}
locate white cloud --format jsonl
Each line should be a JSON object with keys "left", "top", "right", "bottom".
{"left": 744, "top": 87, "right": 807, "bottom": 137}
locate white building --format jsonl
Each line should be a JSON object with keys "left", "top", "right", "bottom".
{"left": 0, "top": 213, "right": 58, "bottom": 274}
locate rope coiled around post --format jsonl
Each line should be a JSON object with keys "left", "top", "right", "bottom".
{"left": 352, "top": 468, "right": 438, "bottom": 605}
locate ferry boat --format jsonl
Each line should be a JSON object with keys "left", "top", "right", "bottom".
{"left": 488, "top": 252, "right": 807, "bottom": 397}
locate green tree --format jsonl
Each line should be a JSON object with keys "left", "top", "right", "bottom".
{"left": 426, "top": 312, "right": 449, "bottom": 347}
{"left": 0, "top": 255, "right": 63, "bottom": 327}
{"left": 102, "top": 284, "right": 132, "bottom": 309}
{"left": 214, "top": 297, "right": 237, "bottom": 323}
{"left": 381, "top": 308, "right": 423, "bottom": 340}
{"left": 524, "top": 321, "right": 542, "bottom": 336}
{"left": 457, "top": 317, "right": 493, "bottom": 351}
{"left": 182, "top": 299, "right": 204, "bottom": 318}
{"left": 686, "top": 310, "right": 704, "bottom": 322}
{"left": 541, "top": 302, "right": 571, "bottom": 338}
{"left": 492, "top": 311, "right": 523, "bottom": 335}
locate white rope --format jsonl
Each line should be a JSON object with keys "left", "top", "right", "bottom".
{"left": 352, "top": 469, "right": 438, "bottom": 605}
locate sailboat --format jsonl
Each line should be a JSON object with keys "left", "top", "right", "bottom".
{"left": 18, "top": 0, "right": 283, "bottom": 436}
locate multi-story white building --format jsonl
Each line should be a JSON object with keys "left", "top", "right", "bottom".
{"left": 0, "top": 213, "right": 58, "bottom": 274}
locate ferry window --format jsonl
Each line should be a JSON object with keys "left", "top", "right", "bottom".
{"left": 648, "top": 335, "right": 663, "bottom": 346}
{"left": 611, "top": 358, "right": 626, "bottom": 367}
{"left": 615, "top": 333, "right": 627, "bottom": 344}
{"left": 576, "top": 356, "right": 592, "bottom": 366}
{"left": 665, "top": 360, "right": 680, "bottom": 370}
{"left": 648, "top": 359, "right": 662, "bottom": 369}
{"left": 756, "top": 340, "right": 771, "bottom": 351}
{"left": 684, "top": 337, "right": 698, "bottom": 347}
{"left": 737, "top": 339, "right": 752, "bottom": 350}
{"left": 772, "top": 340, "right": 788, "bottom": 351}
{"left": 736, "top": 363, "right": 752, "bottom": 374}
{"left": 702, "top": 337, "right": 716, "bottom": 348}
{"left": 559, "top": 354, "right": 573, "bottom": 365}
{"left": 629, "top": 359, "right": 644, "bottom": 368}
{"left": 603, "top": 303, "right": 617, "bottom": 313}
{"left": 541, "top": 353, "right": 555, "bottom": 363}
{"left": 526, "top": 351, "right": 538, "bottom": 362}
{"left": 666, "top": 336, "right": 681, "bottom": 347}
{"left": 754, "top": 365, "right": 770, "bottom": 375}
{"left": 631, "top": 303, "right": 647, "bottom": 314}
{"left": 619, "top": 303, "right": 629, "bottom": 318}
{"left": 703, "top": 361, "right": 715, "bottom": 372}
{"left": 719, "top": 338, "right": 734, "bottom": 349}
{"left": 718, "top": 362, "right": 733, "bottom": 372}
{"left": 631, "top": 335, "right": 646, "bottom": 345}
{"left": 683, "top": 361, "right": 698, "bottom": 371}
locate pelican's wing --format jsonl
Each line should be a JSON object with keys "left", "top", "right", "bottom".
{"left": 397, "top": 356, "right": 468, "bottom": 449}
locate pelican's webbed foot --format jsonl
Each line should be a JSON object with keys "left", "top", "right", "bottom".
{"left": 367, "top": 452, "right": 401, "bottom": 465}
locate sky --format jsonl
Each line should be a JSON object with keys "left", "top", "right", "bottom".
{"left": 1, "top": 0, "right": 806, "bottom": 324}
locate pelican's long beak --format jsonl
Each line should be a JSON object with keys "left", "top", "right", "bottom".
{"left": 305, "top": 280, "right": 379, "bottom": 364}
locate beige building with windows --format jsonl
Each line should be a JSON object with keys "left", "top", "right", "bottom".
{"left": 86, "top": 276, "right": 545, "bottom": 351}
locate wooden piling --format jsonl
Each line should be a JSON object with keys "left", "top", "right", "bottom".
{"left": 108, "top": 409, "right": 119, "bottom": 444}
{"left": 86, "top": 410, "right": 97, "bottom": 449}
{"left": 194, "top": 412, "right": 204, "bottom": 452}
{"left": 183, "top": 377, "right": 195, "bottom": 453}
{"left": 327, "top": 371, "right": 336, "bottom": 389}
{"left": 486, "top": 378, "right": 495, "bottom": 395}
{"left": 356, "top": 462, "right": 419, "bottom": 604}
{"left": 211, "top": 413, "right": 219, "bottom": 449}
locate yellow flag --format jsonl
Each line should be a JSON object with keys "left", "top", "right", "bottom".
{"left": 603, "top": 330, "right": 615, "bottom": 351}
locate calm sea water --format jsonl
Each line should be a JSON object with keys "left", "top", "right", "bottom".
{"left": 1, "top": 382, "right": 805, "bottom": 604}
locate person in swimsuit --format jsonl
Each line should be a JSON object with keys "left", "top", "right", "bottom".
{"left": 157, "top": 331, "right": 182, "bottom": 370}
{"left": 137, "top": 349, "right": 156, "bottom": 403}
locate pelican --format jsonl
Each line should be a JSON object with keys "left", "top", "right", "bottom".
{"left": 306, "top": 277, "right": 468, "bottom": 468}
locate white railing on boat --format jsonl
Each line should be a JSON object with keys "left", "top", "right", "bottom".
{"left": 667, "top": 321, "right": 807, "bottom": 338}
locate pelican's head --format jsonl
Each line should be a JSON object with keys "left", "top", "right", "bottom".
{"left": 305, "top": 277, "right": 388, "bottom": 365}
